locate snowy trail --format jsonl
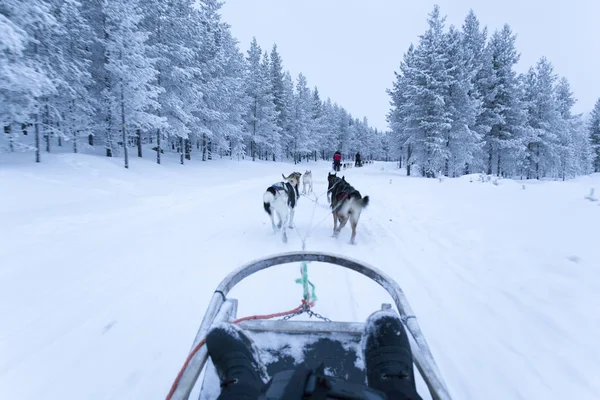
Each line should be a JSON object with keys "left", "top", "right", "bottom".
{"left": 1, "top": 153, "right": 599, "bottom": 400}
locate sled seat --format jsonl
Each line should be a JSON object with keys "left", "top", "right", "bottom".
{"left": 199, "top": 319, "right": 370, "bottom": 400}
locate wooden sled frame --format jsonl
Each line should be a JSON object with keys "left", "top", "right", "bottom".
{"left": 168, "top": 251, "right": 452, "bottom": 400}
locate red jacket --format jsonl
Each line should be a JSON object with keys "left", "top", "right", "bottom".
{"left": 333, "top": 153, "right": 341, "bottom": 162}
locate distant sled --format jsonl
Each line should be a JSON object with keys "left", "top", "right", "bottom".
{"left": 166, "top": 251, "right": 453, "bottom": 400}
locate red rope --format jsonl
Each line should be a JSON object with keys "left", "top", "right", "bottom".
{"left": 165, "top": 300, "right": 314, "bottom": 400}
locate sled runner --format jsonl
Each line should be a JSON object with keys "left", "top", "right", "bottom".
{"left": 167, "top": 251, "right": 452, "bottom": 400}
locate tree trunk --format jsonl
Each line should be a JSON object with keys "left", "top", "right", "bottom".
{"left": 156, "top": 128, "right": 161, "bottom": 164}
{"left": 35, "top": 110, "right": 41, "bottom": 163}
{"left": 406, "top": 144, "right": 412, "bottom": 176}
{"left": 496, "top": 152, "right": 501, "bottom": 177}
{"left": 5, "top": 125, "right": 14, "bottom": 152}
{"left": 180, "top": 136, "right": 184, "bottom": 165}
{"left": 45, "top": 102, "right": 51, "bottom": 153}
{"left": 121, "top": 80, "right": 128, "bottom": 169}
{"left": 202, "top": 134, "right": 207, "bottom": 161}
{"left": 535, "top": 144, "right": 540, "bottom": 179}
{"left": 137, "top": 129, "right": 142, "bottom": 157}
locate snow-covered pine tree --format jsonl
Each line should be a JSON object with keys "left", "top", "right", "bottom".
{"left": 290, "top": 73, "right": 312, "bottom": 163}
{"left": 0, "top": 0, "right": 58, "bottom": 161}
{"left": 270, "top": 44, "right": 286, "bottom": 134}
{"left": 444, "top": 25, "right": 482, "bottom": 177}
{"left": 589, "top": 98, "right": 600, "bottom": 172}
{"left": 199, "top": 24, "right": 248, "bottom": 161}
{"left": 387, "top": 44, "right": 418, "bottom": 175}
{"left": 258, "top": 51, "right": 281, "bottom": 160}
{"left": 411, "top": 5, "right": 453, "bottom": 177}
{"left": 50, "top": 0, "right": 96, "bottom": 154}
{"left": 280, "top": 70, "right": 296, "bottom": 159}
{"left": 310, "top": 86, "right": 325, "bottom": 160}
{"left": 0, "top": 1, "right": 52, "bottom": 154}
{"left": 319, "top": 97, "right": 338, "bottom": 160}
{"left": 141, "top": 0, "right": 200, "bottom": 165}
{"left": 484, "top": 24, "right": 527, "bottom": 177}
{"left": 522, "top": 57, "right": 561, "bottom": 178}
{"left": 461, "top": 9, "right": 489, "bottom": 174}
{"left": 243, "top": 38, "right": 279, "bottom": 161}
{"left": 554, "top": 77, "right": 592, "bottom": 179}
{"left": 103, "top": 0, "right": 163, "bottom": 168}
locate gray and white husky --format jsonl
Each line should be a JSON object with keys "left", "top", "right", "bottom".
{"left": 263, "top": 172, "right": 301, "bottom": 243}
{"left": 302, "top": 170, "right": 313, "bottom": 194}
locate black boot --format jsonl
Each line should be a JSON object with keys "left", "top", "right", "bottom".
{"left": 206, "top": 323, "right": 266, "bottom": 400}
{"left": 362, "top": 310, "right": 422, "bottom": 400}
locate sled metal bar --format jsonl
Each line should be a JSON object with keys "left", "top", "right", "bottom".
{"left": 171, "top": 298, "right": 235, "bottom": 400}
{"left": 170, "top": 251, "right": 451, "bottom": 400}
{"left": 238, "top": 319, "right": 365, "bottom": 335}
{"left": 215, "top": 251, "right": 451, "bottom": 400}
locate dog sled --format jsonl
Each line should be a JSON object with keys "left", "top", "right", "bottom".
{"left": 166, "top": 251, "right": 452, "bottom": 400}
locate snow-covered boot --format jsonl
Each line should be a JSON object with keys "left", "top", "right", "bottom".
{"left": 362, "top": 310, "right": 422, "bottom": 400}
{"left": 206, "top": 323, "right": 266, "bottom": 400}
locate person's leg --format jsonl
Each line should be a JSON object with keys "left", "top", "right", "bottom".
{"left": 362, "top": 310, "right": 423, "bottom": 400}
{"left": 206, "top": 323, "right": 266, "bottom": 400}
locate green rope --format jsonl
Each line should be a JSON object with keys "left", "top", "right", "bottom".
{"left": 295, "top": 261, "right": 317, "bottom": 302}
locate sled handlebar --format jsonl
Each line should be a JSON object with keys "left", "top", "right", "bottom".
{"left": 171, "top": 251, "right": 452, "bottom": 400}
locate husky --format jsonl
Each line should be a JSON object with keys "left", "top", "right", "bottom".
{"left": 327, "top": 172, "right": 369, "bottom": 245}
{"left": 302, "top": 170, "right": 313, "bottom": 195}
{"left": 263, "top": 172, "right": 302, "bottom": 243}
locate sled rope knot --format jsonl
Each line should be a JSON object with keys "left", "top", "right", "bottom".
{"left": 295, "top": 261, "right": 318, "bottom": 302}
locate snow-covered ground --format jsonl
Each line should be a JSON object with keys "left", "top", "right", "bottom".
{"left": 1, "top": 151, "right": 599, "bottom": 400}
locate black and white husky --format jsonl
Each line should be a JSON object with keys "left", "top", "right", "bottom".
{"left": 327, "top": 172, "right": 369, "bottom": 244}
{"left": 263, "top": 172, "right": 301, "bottom": 243}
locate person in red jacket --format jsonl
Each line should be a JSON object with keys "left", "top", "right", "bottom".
{"left": 333, "top": 151, "right": 342, "bottom": 172}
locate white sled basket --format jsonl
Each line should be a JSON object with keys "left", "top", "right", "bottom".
{"left": 167, "top": 251, "right": 452, "bottom": 400}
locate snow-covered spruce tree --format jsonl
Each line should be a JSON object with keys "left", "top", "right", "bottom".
{"left": 444, "top": 25, "right": 482, "bottom": 177}
{"left": 190, "top": 0, "right": 248, "bottom": 162}
{"left": 410, "top": 5, "right": 453, "bottom": 177}
{"left": 484, "top": 24, "right": 527, "bottom": 177}
{"left": 258, "top": 51, "right": 281, "bottom": 160}
{"left": 554, "top": 77, "right": 592, "bottom": 179}
{"left": 460, "top": 9, "right": 489, "bottom": 174}
{"left": 49, "top": 0, "right": 96, "bottom": 154}
{"left": 270, "top": 44, "right": 286, "bottom": 136}
{"left": 243, "top": 38, "right": 279, "bottom": 161}
{"left": 103, "top": 0, "right": 162, "bottom": 168}
{"left": 141, "top": 0, "right": 203, "bottom": 165}
{"left": 199, "top": 24, "right": 248, "bottom": 161}
{"left": 522, "top": 57, "right": 561, "bottom": 179}
{"left": 589, "top": 98, "right": 600, "bottom": 172}
{"left": 280, "top": 70, "right": 296, "bottom": 159}
{"left": 387, "top": 44, "right": 418, "bottom": 175}
{"left": 310, "top": 86, "right": 325, "bottom": 161}
{"left": 290, "top": 73, "right": 313, "bottom": 163}
{"left": 0, "top": 0, "right": 57, "bottom": 161}
{"left": 319, "top": 97, "right": 339, "bottom": 160}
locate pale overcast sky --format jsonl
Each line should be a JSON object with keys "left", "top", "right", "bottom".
{"left": 219, "top": 0, "right": 600, "bottom": 131}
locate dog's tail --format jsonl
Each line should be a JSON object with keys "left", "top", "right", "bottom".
{"left": 361, "top": 195, "right": 370, "bottom": 208}
{"left": 263, "top": 188, "right": 276, "bottom": 215}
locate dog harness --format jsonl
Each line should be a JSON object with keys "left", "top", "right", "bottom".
{"left": 271, "top": 181, "right": 298, "bottom": 208}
